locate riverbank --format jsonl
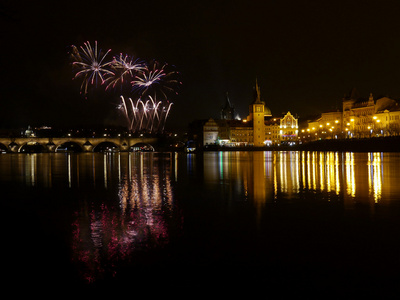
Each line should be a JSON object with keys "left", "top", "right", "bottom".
{"left": 296, "top": 136, "right": 400, "bottom": 152}
{"left": 200, "top": 136, "right": 400, "bottom": 152}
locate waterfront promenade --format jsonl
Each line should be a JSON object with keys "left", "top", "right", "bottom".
{"left": 203, "top": 136, "right": 400, "bottom": 152}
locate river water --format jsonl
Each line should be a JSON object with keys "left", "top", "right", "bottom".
{"left": 2, "top": 151, "right": 400, "bottom": 294}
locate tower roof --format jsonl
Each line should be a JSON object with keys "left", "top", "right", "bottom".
{"left": 221, "top": 92, "right": 235, "bottom": 120}
{"left": 223, "top": 92, "right": 233, "bottom": 109}
{"left": 252, "top": 78, "right": 263, "bottom": 104}
{"left": 250, "top": 79, "right": 272, "bottom": 116}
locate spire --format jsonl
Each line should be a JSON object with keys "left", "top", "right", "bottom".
{"left": 368, "top": 92, "right": 374, "bottom": 105}
{"left": 221, "top": 92, "right": 235, "bottom": 120}
{"left": 254, "top": 78, "right": 261, "bottom": 103}
{"left": 223, "top": 92, "right": 232, "bottom": 109}
{"left": 225, "top": 92, "right": 231, "bottom": 107}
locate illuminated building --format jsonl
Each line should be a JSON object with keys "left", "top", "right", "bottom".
{"left": 304, "top": 110, "right": 342, "bottom": 141}
{"left": 279, "top": 111, "right": 298, "bottom": 145}
{"left": 373, "top": 98, "right": 400, "bottom": 136}
{"left": 248, "top": 80, "right": 268, "bottom": 146}
{"left": 203, "top": 118, "right": 219, "bottom": 145}
{"left": 228, "top": 119, "right": 253, "bottom": 146}
{"left": 305, "top": 88, "right": 400, "bottom": 140}
{"left": 343, "top": 89, "right": 376, "bottom": 138}
{"left": 23, "top": 125, "right": 36, "bottom": 137}
{"left": 202, "top": 81, "right": 298, "bottom": 147}
{"left": 264, "top": 118, "right": 281, "bottom": 145}
{"left": 343, "top": 91, "right": 400, "bottom": 138}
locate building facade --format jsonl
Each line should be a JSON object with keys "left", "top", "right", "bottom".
{"left": 203, "top": 118, "right": 219, "bottom": 145}
{"left": 265, "top": 118, "right": 281, "bottom": 145}
{"left": 203, "top": 81, "right": 298, "bottom": 147}
{"left": 280, "top": 111, "right": 299, "bottom": 145}
{"left": 305, "top": 88, "right": 400, "bottom": 140}
{"left": 373, "top": 97, "right": 400, "bottom": 136}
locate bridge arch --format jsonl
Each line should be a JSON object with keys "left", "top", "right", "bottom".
{"left": 0, "top": 143, "right": 7, "bottom": 153}
{"left": 8, "top": 142, "right": 19, "bottom": 152}
{"left": 130, "top": 143, "right": 155, "bottom": 152}
{"left": 0, "top": 136, "right": 158, "bottom": 152}
{"left": 56, "top": 142, "right": 83, "bottom": 153}
{"left": 93, "top": 141, "right": 119, "bottom": 152}
{"left": 19, "top": 142, "right": 46, "bottom": 153}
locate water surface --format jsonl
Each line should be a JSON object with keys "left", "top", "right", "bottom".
{"left": 2, "top": 151, "right": 400, "bottom": 294}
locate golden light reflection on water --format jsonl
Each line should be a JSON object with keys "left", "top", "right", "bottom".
{"left": 0, "top": 152, "right": 397, "bottom": 206}
{"left": 203, "top": 151, "right": 400, "bottom": 207}
{"left": 345, "top": 152, "right": 356, "bottom": 198}
{"left": 1, "top": 151, "right": 400, "bottom": 282}
{"left": 368, "top": 152, "right": 383, "bottom": 203}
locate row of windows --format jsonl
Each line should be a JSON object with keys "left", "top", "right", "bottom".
{"left": 232, "top": 131, "right": 281, "bottom": 136}
{"left": 354, "top": 108, "right": 374, "bottom": 116}
{"left": 351, "top": 114, "right": 400, "bottom": 124}
{"left": 231, "top": 133, "right": 291, "bottom": 139}
{"left": 231, "top": 133, "right": 253, "bottom": 136}
{"left": 355, "top": 125, "right": 372, "bottom": 131}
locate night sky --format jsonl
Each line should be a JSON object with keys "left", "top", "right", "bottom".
{"left": 1, "top": 0, "right": 400, "bottom": 132}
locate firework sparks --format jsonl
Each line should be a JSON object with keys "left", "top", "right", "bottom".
{"left": 131, "top": 60, "right": 181, "bottom": 99}
{"left": 70, "top": 41, "right": 114, "bottom": 95}
{"left": 106, "top": 54, "right": 145, "bottom": 90}
{"left": 69, "top": 41, "right": 180, "bottom": 133}
{"left": 120, "top": 95, "right": 173, "bottom": 134}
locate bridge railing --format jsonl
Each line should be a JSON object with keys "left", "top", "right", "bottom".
{"left": 0, "top": 137, "right": 158, "bottom": 153}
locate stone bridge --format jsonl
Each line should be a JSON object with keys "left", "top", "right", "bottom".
{"left": 0, "top": 136, "right": 158, "bottom": 153}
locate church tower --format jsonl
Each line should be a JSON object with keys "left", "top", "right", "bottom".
{"left": 221, "top": 92, "right": 235, "bottom": 120}
{"left": 252, "top": 80, "right": 265, "bottom": 146}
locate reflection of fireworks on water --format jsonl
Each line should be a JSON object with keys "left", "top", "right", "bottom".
{"left": 70, "top": 41, "right": 114, "bottom": 95}
{"left": 71, "top": 153, "right": 179, "bottom": 283}
{"left": 120, "top": 95, "right": 173, "bottom": 133}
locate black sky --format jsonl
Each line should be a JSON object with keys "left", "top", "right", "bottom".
{"left": 1, "top": 0, "right": 400, "bottom": 131}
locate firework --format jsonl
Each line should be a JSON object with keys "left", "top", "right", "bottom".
{"left": 105, "top": 54, "right": 145, "bottom": 90}
{"left": 70, "top": 41, "right": 114, "bottom": 95}
{"left": 131, "top": 60, "right": 181, "bottom": 100}
{"left": 120, "top": 96, "right": 173, "bottom": 134}
{"left": 69, "top": 41, "right": 180, "bottom": 133}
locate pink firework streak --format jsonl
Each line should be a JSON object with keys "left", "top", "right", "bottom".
{"left": 71, "top": 41, "right": 114, "bottom": 95}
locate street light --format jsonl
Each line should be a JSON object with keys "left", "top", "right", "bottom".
{"left": 350, "top": 118, "right": 355, "bottom": 137}
{"left": 376, "top": 119, "right": 381, "bottom": 136}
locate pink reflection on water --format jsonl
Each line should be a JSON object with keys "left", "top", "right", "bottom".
{"left": 71, "top": 153, "right": 179, "bottom": 283}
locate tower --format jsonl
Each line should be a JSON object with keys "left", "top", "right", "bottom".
{"left": 221, "top": 92, "right": 235, "bottom": 120}
{"left": 252, "top": 80, "right": 265, "bottom": 146}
